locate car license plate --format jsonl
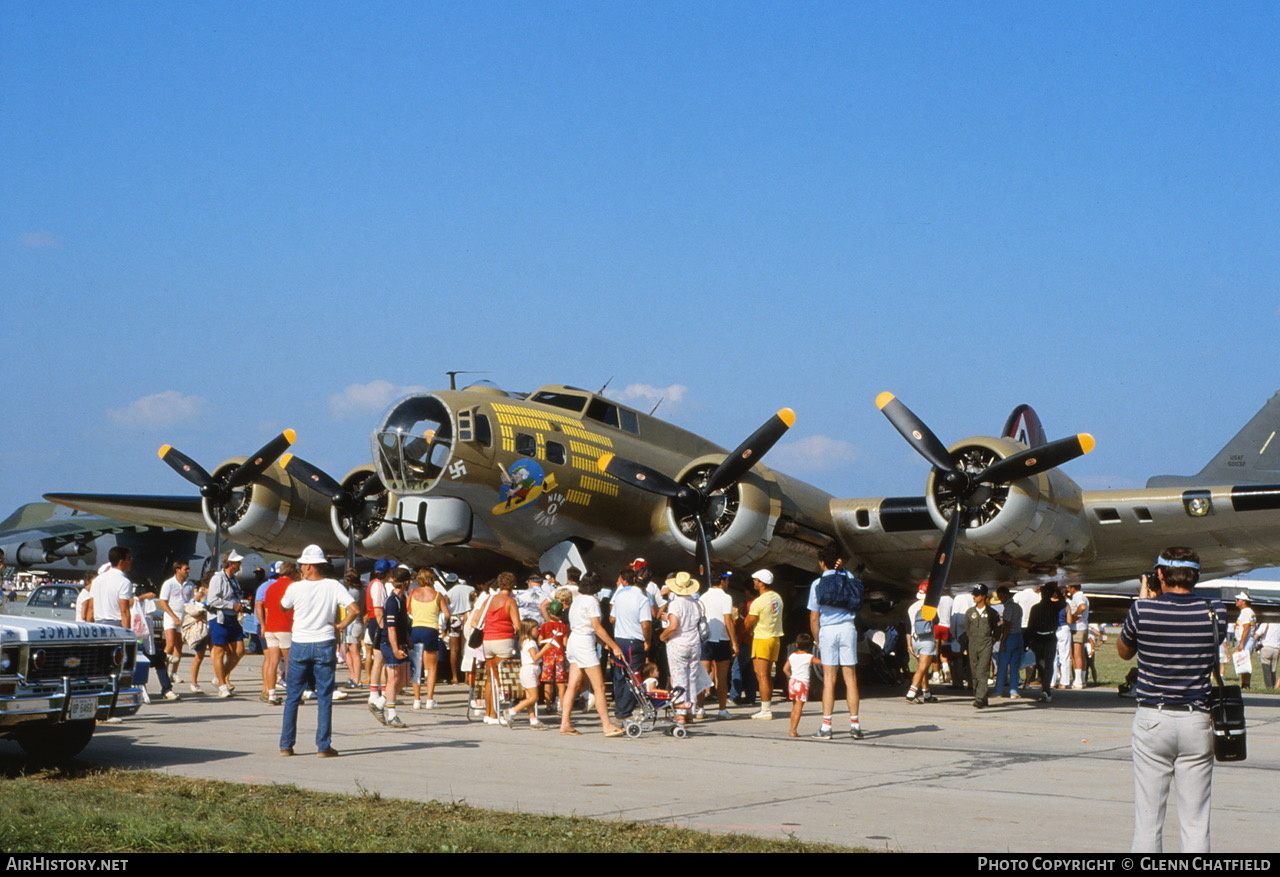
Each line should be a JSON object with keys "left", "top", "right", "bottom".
{"left": 69, "top": 697, "right": 97, "bottom": 720}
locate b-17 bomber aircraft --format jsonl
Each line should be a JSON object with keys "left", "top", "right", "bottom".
{"left": 42, "top": 381, "right": 1280, "bottom": 619}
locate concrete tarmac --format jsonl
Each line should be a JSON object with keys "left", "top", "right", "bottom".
{"left": 17, "top": 657, "right": 1279, "bottom": 854}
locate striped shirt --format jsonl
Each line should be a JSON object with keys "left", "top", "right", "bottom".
{"left": 1119, "top": 593, "right": 1226, "bottom": 709}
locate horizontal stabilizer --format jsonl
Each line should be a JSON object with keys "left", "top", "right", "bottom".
{"left": 43, "top": 493, "right": 208, "bottom": 532}
{"left": 1147, "top": 391, "right": 1280, "bottom": 487}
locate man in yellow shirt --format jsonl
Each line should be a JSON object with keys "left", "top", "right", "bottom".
{"left": 745, "top": 570, "right": 783, "bottom": 719}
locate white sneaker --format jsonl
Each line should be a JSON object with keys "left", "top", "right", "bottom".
{"left": 750, "top": 708, "right": 773, "bottom": 720}
{"left": 424, "top": 699, "right": 439, "bottom": 709}
{"left": 693, "top": 707, "right": 706, "bottom": 719}
{"left": 412, "top": 700, "right": 423, "bottom": 710}
{"left": 482, "top": 715, "right": 500, "bottom": 725}
{"left": 217, "top": 685, "right": 233, "bottom": 699}
{"left": 333, "top": 690, "right": 348, "bottom": 700}
{"left": 717, "top": 709, "right": 732, "bottom": 719}
{"left": 163, "top": 690, "right": 180, "bottom": 701}
{"left": 302, "top": 690, "right": 314, "bottom": 701}
{"left": 189, "top": 683, "right": 204, "bottom": 694}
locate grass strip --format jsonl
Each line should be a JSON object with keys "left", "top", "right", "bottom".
{"left": 0, "top": 765, "right": 864, "bottom": 853}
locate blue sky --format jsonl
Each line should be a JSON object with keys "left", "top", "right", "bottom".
{"left": 3, "top": 4, "right": 1279, "bottom": 542}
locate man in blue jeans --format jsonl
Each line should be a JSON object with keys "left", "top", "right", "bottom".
{"left": 279, "top": 545, "right": 358, "bottom": 757}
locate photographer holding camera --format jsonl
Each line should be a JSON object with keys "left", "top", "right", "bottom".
{"left": 1117, "top": 546, "right": 1226, "bottom": 853}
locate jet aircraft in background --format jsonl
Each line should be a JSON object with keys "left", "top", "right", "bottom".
{"left": 42, "top": 381, "right": 1280, "bottom": 619}
{"left": 0, "top": 501, "right": 274, "bottom": 585}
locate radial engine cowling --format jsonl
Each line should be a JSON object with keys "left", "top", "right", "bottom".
{"left": 328, "top": 466, "right": 401, "bottom": 556}
{"left": 925, "top": 436, "right": 1091, "bottom": 566}
{"left": 662, "top": 455, "right": 782, "bottom": 569}
{"left": 203, "top": 458, "right": 334, "bottom": 555}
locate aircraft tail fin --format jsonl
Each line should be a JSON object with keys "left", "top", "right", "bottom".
{"left": 1002, "top": 404, "right": 1047, "bottom": 447}
{"left": 1146, "top": 391, "right": 1280, "bottom": 487}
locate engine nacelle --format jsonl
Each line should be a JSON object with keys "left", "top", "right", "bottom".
{"left": 204, "top": 458, "right": 334, "bottom": 556}
{"left": 328, "top": 466, "right": 404, "bottom": 556}
{"left": 662, "top": 455, "right": 782, "bottom": 569}
{"left": 925, "top": 436, "right": 1091, "bottom": 566}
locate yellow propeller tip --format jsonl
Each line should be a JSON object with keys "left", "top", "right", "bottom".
{"left": 875, "top": 392, "right": 896, "bottom": 410}
{"left": 1079, "top": 433, "right": 1096, "bottom": 454}
{"left": 921, "top": 605, "right": 937, "bottom": 621}
{"left": 283, "top": 428, "right": 297, "bottom": 444}
{"left": 597, "top": 453, "right": 615, "bottom": 472}
{"left": 158, "top": 445, "right": 172, "bottom": 459}
{"left": 777, "top": 408, "right": 796, "bottom": 428}
{"left": 279, "top": 453, "right": 294, "bottom": 468}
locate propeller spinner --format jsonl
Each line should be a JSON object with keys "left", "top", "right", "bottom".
{"left": 157, "top": 430, "right": 296, "bottom": 569}
{"left": 876, "top": 393, "right": 1094, "bottom": 620}
{"left": 597, "top": 408, "right": 795, "bottom": 579}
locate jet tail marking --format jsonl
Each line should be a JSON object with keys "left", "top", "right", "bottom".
{"left": 1147, "top": 391, "right": 1280, "bottom": 487}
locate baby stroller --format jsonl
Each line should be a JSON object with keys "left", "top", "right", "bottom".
{"left": 610, "top": 655, "right": 688, "bottom": 739}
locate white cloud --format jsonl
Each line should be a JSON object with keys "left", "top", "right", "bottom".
{"left": 107, "top": 391, "right": 208, "bottom": 429}
{"left": 19, "top": 232, "right": 59, "bottom": 249}
{"left": 609, "top": 383, "right": 689, "bottom": 412}
{"left": 768, "top": 434, "right": 859, "bottom": 473}
{"left": 329, "top": 380, "right": 427, "bottom": 420}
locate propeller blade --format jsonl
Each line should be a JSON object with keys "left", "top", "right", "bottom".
{"left": 158, "top": 445, "right": 213, "bottom": 490}
{"left": 281, "top": 453, "right": 342, "bottom": 499}
{"left": 691, "top": 512, "right": 714, "bottom": 583}
{"left": 876, "top": 393, "right": 956, "bottom": 474}
{"left": 921, "top": 511, "right": 963, "bottom": 621}
{"left": 226, "top": 429, "right": 297, "bottom": 487}
{"left": 976, "top": 434, "right": 1095, "bottom": 486}
{"left": 704, "top": 408, "right": 796, "bottom": 494}
{"left": 597, "top": 453, "right": 686, "bottom": 500}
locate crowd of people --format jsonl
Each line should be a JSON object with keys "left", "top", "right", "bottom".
{"left": 11, "top": 538, "right": 1274, "bottom": 852}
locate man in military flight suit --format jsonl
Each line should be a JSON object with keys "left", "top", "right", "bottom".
{"left": 965, "top": 584, "right": 1000, "bottom": 709}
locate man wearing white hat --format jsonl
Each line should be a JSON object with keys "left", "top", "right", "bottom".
{"left": 1233, "top": 593, "right": 1256, "bottom": 689}
{"left": 207, "top": 550, "right": 246, "bottom": 698}
{"left": 279, "top": 545, "right": 357, "bottom": 757}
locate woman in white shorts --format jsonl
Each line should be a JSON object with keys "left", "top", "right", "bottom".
{"left": 559, "top": 572, "right": 625, "bottom": 737}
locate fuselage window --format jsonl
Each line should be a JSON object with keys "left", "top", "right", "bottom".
{"left": 516, "top": 432, "right": 536, "bottom": 457}
{"left": 546, "top": 440, "right": 566, "bottom": 465}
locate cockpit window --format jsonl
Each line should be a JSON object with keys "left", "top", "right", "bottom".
{"left": 530, "top": 391, "right": 588, "bottom": 413}
{"left": 585, "top": 398, "right": 640, "bottom": 434}
{"left": 374, "top": 395, "right": 454, "bottom": 492}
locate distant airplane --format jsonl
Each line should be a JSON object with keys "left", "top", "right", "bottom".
{"left": 0, "top": 501, "right": 274, "bottom": 584}
{"left": 43, "top": 382, "right": 1280, "bottom": 620}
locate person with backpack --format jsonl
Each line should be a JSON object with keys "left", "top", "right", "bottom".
{"left": 807, "top": 544, "right": 865, "bottom": 740}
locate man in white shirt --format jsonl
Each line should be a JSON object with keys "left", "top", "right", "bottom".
{"left": 1233, "top": 593, "right": 1256, "bottom": 688}
{"left": 158, "top": 560, "right": 190, "bottom": 683}
{"left": 89, "top": 547, "right": 134, "bottom": 629}
{"left": 700, "top": 572, "right": 737, "bottom": 719}
{"left": 1066, "top": 582, "right": 1090, "bottom": 689}
{"left": 279, "top": 545, "right": 357, "bottom": 758}
{"left": 610, "top": 567, "right": 653, "bottom": 721}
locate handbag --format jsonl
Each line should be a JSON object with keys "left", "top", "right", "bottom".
{"left": 1207, "top": 604, "right": 1247, "bottom": 762}
{"left": 467, "top": 593, "right": 490, "bottom": 649}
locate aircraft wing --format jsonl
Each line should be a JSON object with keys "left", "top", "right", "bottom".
{"left": 42, "top": 493, "right": 208, "bottom": 532}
